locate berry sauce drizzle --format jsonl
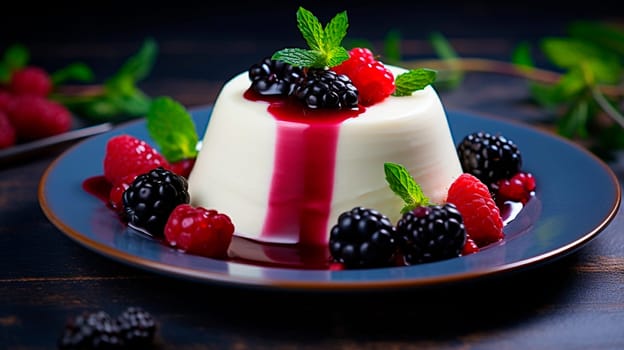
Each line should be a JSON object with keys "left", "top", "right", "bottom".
{"left": 244, "top": 89, "right": 365, "bottom": 246}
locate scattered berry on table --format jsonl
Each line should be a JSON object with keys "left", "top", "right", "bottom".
{"left": 329, "top": 207, "right": 397, "bottom": 269}
{"left": 333, "top": 47, "right": 395, "bottom": 106}
{"left": 9, "top": 66, "right": 53, "bottom": 97}
{"left": 122, "top": 167, "right": 190, "bottom": 237}
{"left": 57, "top": 310, "right": 125, "bottom": 349}
{"left": 57, "top": 306, "right": 157, "bottom": 349}
{"left": 446, "top": 173, "right": 504, "bottom": 247}
{"left": 103, "top": 134, "right": 171, "bottom": 186}
{"left": 395, "top": 203, "right": 466, "bottom": 265}
{"left": 292, "top": 69, "right": 359, "bottom": 110}
{"left": 164, "top": 204, "right": 235, "bottom": 259}
{"left": 457, "top": 131, "right": 522, "bottom": 189}
{"left": 248, "top": 57, "right": 304, "bottom": 96}
{"left": 117, "top": 306, "right": 157, "bottom": 347}
{"left": 6, "top": 94, "right": 72, "bottom": 141}
{"left": 0, "top": 111, "right": 16, "bottom": 149}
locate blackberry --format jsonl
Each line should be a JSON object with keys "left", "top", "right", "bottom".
{"left": 248, "top": 57, "right": 304, "bottom": 96}
{"left": 329, "top": 207, "right": 397, "bottom": 269}
{"left": 396, "top": 204, "right": 466, "bottom": 265}
{"left": 122, "top": 166, "right": 190, "bottom": 237}
{"left": 117, "top": 307, "right": 157, "bottom": 347}
{"left": 457, "top": 131, "right": 522, "bottom": 188}
{"left": 58, "top": 310, "right": 125, "bottom": 349}
{"left": 292, "top": 69, "right": 359, "bottom": 109}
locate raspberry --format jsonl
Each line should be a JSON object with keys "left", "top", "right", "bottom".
{"left": 333, "top": 47, "right": 395, "bottom": 106}
{"left": 7, "top": 94, "right": 72, "bottom": 141}
{"left": 494, "top": 171, "right": 536, "bottom": 203}
{"left": 462, "top": 236, "right": 480, "bottom": 255}
{"left": 9, "top": 66, "right": 53, "bottom": 97}
{"left": 169, "top": 158, "right": 196, "bottom": 179}
{"left": 395, "top": 204, "right": 466, "bottom": 265}
{"left": 446, "top": 173, "right": 504, "bottom": 247}
{"left": 248, "top": 57, "right": 304, "bottom": 96}
{"left": 123, "top": 167, "right": 190, "bottom": 237}
{"left": 103, "top": 134, "right": 171, "bottom": 186}
{"left": 108, "top": 175, "right": 137, "bottom": 214}
{"left": 328, "top": 207, "right": 397, "bottom": 269}
{"left": 0, "top": 90, "right": 12, "bottom": 112}
{"left": 164, "top": 204, "right": 235, "bottom": 259}
{"left": 0, "top": 111, "right": 16, "bottom": 149}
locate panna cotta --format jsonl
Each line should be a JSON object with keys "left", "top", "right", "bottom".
{"left": 187, "top": 64, "right": 463, "bottom": 247}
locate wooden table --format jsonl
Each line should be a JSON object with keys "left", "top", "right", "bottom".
{"left": 2, "top": 2, "right": 623, "bottom": 349}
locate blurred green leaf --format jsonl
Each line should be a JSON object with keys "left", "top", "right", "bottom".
{"left": 51, "top": 62, "right": 95, "bottom": 85}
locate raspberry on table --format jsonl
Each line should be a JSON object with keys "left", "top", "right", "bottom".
{"left": 329, "top": 207, "right": 397, "bottom": 269}
{"left": 9, "top": 66, "right": 53, "bottom": 97}
{"left": 395, "top": 203, "right": 466, "bottom": 265}
{"left": 122, "top": 167, "right": 190, "bottom": 237}
{"left": 447, "top": 173, "right": 504, "bottom": 247}
{"left": 6, "top": 94, "right": 72, "bottom": 141}
{"left": 164, "top": 204, "right": 235, "bottom": 259}
{"left": 0, "top": 111, "right": 16, "bottom": 149}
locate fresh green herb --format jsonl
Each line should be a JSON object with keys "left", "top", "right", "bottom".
{"left": 392, "top": 68, "right": 437, "bottom": 96}
{"left": 272, "top": 7, "right": 350, "bottom": 68}
{"left": 51, "top": 37, "right": 158, "bottom": 123}
{"left": 384, "top": 162, "right": 429, "bottom": 214}
{"left": 146, "top": 96, "right": 199, "bottom": 162}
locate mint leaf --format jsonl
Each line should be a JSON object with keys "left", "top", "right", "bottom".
{"left": 51, "top": 62, "right": 95, "bottom": 85}
{"left": 384, "top": 162, "right": 429, "bottom": 213}
{"left": 296, "top": 7, "right": 324, "bottom": 51}
{"left": 323, "top": 10, "right": 348, "bottom": 50}
{"left": 273, "top": 7, "right": 349, "bottom": 69}
{"left": 116, "top": 37, "right": 158, "bottom": 81}
{"left": 146, "top": 96, "right": 199, "bottom": 162}
{"left": 0, "top": 43, "right": 29, "bottom": 83}
{"left": 272, "top": 48, "right": 324, "bottom": 67}
{"left": 392, "top": 68, "right": 437, "bottom": 96}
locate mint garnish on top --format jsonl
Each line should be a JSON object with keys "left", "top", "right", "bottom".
{"left": 146, "top": 96, "right": 199, "bottom": 162}
{"left": 272, "top": 7, "right": 350, "bottom": 69}
{"left": 384, "top": 162, "right": 430, "bottom": 214}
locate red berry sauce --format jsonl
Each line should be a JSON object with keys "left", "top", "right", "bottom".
{"left": 244, "top": 89, "right": 365, "bottom": 246}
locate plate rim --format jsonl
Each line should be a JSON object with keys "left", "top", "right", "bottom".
{"left": 38, "top": 105, "right": 622, "bottom": 292}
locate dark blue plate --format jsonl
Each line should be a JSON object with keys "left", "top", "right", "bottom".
{"left": 38, "top": 106, "right": 621, "bottom": 291}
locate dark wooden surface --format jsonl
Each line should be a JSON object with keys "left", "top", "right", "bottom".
{"left": 2, "top": 2, "right": 624, "bottom": 349}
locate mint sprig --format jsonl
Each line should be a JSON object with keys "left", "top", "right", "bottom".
{"left": 392, "top": 68, "right": 438, "bottom": 96}
{"left": 146, "top": 96, "right": 199, "bottom": 162}
{"left": 384, "top": 162, "right": 430, "bottom": 214}
{"left": 272, "top": 7, "right": 350, "bottom": 69}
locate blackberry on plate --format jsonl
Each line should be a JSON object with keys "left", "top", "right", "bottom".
{"left": 122, "top": 166, "right": 190, "bottom": 237}
{"left": 292, "top": 69, "right": 359, "bottom": 109}
{"left": 396, "top": 203, "right": 466, "bottom": 265}
{"left": 457, "top": 131, "right": 522, "bottom": 188}
{"left": 58, "top": 310, "right": 124, "bottom": 349}
{"left": 117, "top": 306, "right": 157, "bottom": 347}
{"left": 248, "top": 57, "right": 304, "bottom": 96}
{"left": 329, "top": 207, "right": 397, "bottom": 269}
